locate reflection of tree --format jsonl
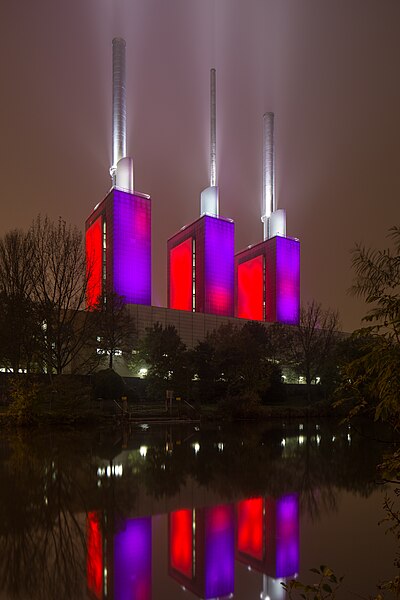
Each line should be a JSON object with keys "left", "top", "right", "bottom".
{"left": 0, "top": 431, "right": 99, "bottom": 600}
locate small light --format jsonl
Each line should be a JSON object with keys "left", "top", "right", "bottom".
{"left": 192, "top": 443, "right": 200, "bottom": 454}
{"left": 140, "top": 446, "right": 148, "bottom": 457}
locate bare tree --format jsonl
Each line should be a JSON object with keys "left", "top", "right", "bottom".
{"left": 0, "top": 230, "right": 39, "bottom": 372}
{"left": 29, "top": 216, "right": 94, "bottom": 375}
{"left": 95, "top": 292, "right": 136, "bottom": 369}
{"left": 286, "top": 301, "right": 341, "bottom": 401}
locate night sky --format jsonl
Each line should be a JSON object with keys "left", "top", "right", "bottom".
{"left": 1, "top": 0, "right": 399, "bottom": 332}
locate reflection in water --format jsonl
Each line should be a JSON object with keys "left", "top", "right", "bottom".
{"left": 89, "top": 495, "right": 298, "bottom": 600}
{"left": 169, "top": 504, "right": 235, "bottom": 599}
{"left": 0, "top": 420, "right": 392, "bottom": 599}
{"left": 237, "top": 495, "right": 299, "bottom": 580}
{"left": 114, "top": 518, "right": 152, "bottom": 600}
{"left": 87, "top": 512, "right": 103, "bottom": 599}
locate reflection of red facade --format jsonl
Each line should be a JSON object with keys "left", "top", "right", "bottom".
{"left": 236, "top": 495, "right": 299, "bottom": 579}
{"left": 86, "top": 218, "right": 103, "bottom": 309}
{"left": 169, "top": 504, "right": 235, "bottom": 599}
{"left": 87, "top": 512, "right": 103, "bottom": 600}
{"left": 170, "top": 509, "right": 193, "bottom": 578}
{"left": 167, "top": 215, "right": 235, "bottom": 316}
{"left": 169, "top": 239, "right": 193, "bottom": 311}
{"left": 237, "top": 497, "right": 264, "bottom": 560}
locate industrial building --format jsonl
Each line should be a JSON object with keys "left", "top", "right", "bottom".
{"left": 85, "top": 38, "right": 301, "bottom": 345}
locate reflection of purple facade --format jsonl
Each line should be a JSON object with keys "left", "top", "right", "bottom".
{"left": 85, "top": 189, "right": 151, "bottom": 305}
{"left": 236, "top": 494, "right": 299, "bottom": 579}
{"left": 114, "top": 517, "right": 152, "bottom": 600}
{"left": 168, "top": 504, "right": 235, "bottom": 598}
{"left": 235, "top": 236, "right": 300, "bottom": 325}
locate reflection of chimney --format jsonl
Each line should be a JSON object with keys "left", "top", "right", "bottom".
{"left": 261, "top": 112, "right": 275, "bottom": 240}
{"left": 110, "top": 37, "right": 127, "bottom": 184}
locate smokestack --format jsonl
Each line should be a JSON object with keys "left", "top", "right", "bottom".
{"left": 210, "top": 68, "right": 217, "bottom": 188}
{"left": 261, "top": 112, "right": 275, "bottom": 239}
{"left": 200, "top": 68, "right": 219, "bottom": 217}
{"left": 110, "top": 37, "right": 127, "bottom": 184}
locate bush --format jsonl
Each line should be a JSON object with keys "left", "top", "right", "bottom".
{"left": 7, "top": 378, "right": 41, "bottom": 425}
{"left": 92, "top": 369, "right": 126, "bottom": 400}
{"left": 219, "top": 391, "right": 262, "bottom": 419}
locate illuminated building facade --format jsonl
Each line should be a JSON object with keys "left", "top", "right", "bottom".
{"left": 235, "top": 112, "right": 300, "bottom": 325}
{"left": 235, "top": 236, "right": 300, "bottom": 325}
{"left": 85, "top": 188, "right": 151, "bottom": 308}
{"left": 85, "top": 38, "right": 152, "bottom": 309}
{"left": 167, "top": 215, "right": 234, "bottom": 316}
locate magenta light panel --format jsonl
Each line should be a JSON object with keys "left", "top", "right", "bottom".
{"left": 113, "top": 189, "right": 151, "bottom": 304}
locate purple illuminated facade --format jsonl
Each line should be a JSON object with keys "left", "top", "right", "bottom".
{"left": 114, "top": 517, "right": 152, "bottom": 600}
{"left": 167, "top": 215, "right": 234, "bottom": 316}
{"left": 85, "top": 188, "right": 151, "bottom": 305}
{"left": 235, "top": 236, "right": 300, "bottom": 325}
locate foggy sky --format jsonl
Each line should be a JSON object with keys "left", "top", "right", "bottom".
{"left": 1, "top": 0, "right": 399, "bottom": 332}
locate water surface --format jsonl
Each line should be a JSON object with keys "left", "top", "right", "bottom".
{"left": 0, "top": 419, "right": 396, "bottom": 599}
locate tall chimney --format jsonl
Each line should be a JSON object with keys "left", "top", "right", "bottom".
{"left": 200, "top": 68, "right": 219, "bottom": 217}
{"left": 110, "top": 37, "right": 127, "bottom": 184}
{"left": 210, "top": 68, "right": 217, "bottom": 188}
{"left": 261, "top": 112, "right": 275, "bottom": 240}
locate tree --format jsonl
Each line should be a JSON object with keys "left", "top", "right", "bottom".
{"left": 285, "top": 301, "right": 341, "bottom": 402}
{"left": 95, "top": 293, "right": 136, "bottom": 369}
{"left": 192, "top": 321, "right": 282, "bottom": 404}
{"left": 338, "top": 226, "right": 400, "bottom": 424}
{"left": 29, "top": 216, "right": 94, "bottom": 374}
{"left": 336, "top": 227, "right": 400, "bottom": 596}
{"left": 0, "top": 229, "right": 40, "bottom": 372}
{"left": 132, "top": 323, "right": 188, "bottom": 400}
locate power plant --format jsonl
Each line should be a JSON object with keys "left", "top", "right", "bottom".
{"left": 86, "top": 38, "right": 151, "bottom": 309}
{"left": 167, "top": 68, "right": 235, "bottom": 317}
{"left": 85, "top": 38, "right": 300, "bottom": 327}
{"left": 235, "top": 112, "right": 300, "bottom": 325}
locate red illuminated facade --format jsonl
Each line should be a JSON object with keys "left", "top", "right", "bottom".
{"left": 169, "top": 238, "right": 193, "bottom": 311}
{"left": 237, "top": 255, "right": 264, "bottom": 321}
{"left": 235, "top": 236, "right": 300, "bottom": 325}
{"left": 167, "top": 215, "right": 235, "bottom": 317}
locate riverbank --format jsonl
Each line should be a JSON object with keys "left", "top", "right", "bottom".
{"left": 0, "top": 395, "right": 346, "bottom": 428}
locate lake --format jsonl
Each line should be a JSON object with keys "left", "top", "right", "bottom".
{"left": 0, "top": 418, "right": 396, "bottom": 599}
